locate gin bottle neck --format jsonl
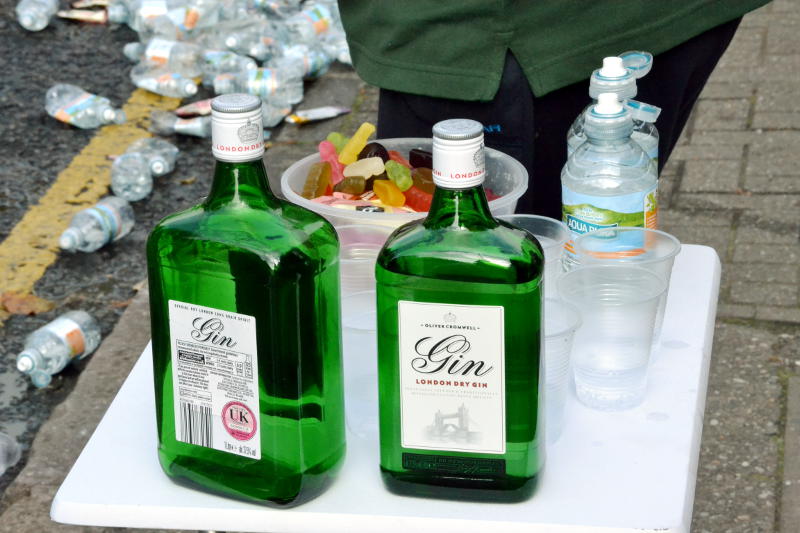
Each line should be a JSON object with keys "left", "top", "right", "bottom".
{"left": 205, "top": 158, "right": 278, "bottom": 210}
{"left": 425, "top": 184, "right": 496, "bottom": 229}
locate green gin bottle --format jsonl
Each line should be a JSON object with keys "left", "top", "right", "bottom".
{"left": 375, "top": 119, "right": 545, "bottom": 502}
{"left": 147, "top": 94, "right": 345, "bottom": 507}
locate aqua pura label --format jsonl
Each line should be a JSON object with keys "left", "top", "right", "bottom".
{"left": 398, "top": 301, "right": 506, "bottom": 455}
{"left": 562, "top": 184, "right": 658, "bottom": 255}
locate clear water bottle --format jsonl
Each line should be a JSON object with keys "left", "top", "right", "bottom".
{"left": 271, "top": 43, "right": 331, "bottom": 79}
{"left": 123, "top": 38, "right": 202, "bottom": 77}
{"left": 130, "top": 63, "right": 198, "bottom": 98}
{"left": 262, "top": 101, "right": 290, "bottom": 127}
{"left": 150, "top": 110, "right": 211, "bottom": 137}
{"left": 0, "top": 432, "right": 21, "bottom": 476}
{"left": 45, "top": 84, "right": 126, "bottom": 129}
{"left": 111, "top": 153, "right": 153, "bottom": 201}
{"left": 284, "top": 2, "right": 333, "bottom": 45}
{"left": 129, "top": 137, "right": 179, "bottom": 176}
{"left": 626, "top": 99, "right": 661, "bottom": 166}
{"left": 16, "top": 310, "right": 102, "bottom": 388}
{"left": 561, "top": 93, "right": 658, "bottom": 269}
{"left": 213, "top": 67, "right": 303, "bottom": 106}
{"left": 111, "top": 138, "right": 179, "bottom": 201}
{"left": 16, "top": 0, "right": 58, "bottom": 31}
{"left": 199, "top": 49, "right": 257, "bottom": 87}
{"left": 59, "top": 196, "right": 135, "bottom": 253}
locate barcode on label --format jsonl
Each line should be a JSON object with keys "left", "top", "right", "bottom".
{"left": 179, "top": 401, "right": 212, "bottom": 448}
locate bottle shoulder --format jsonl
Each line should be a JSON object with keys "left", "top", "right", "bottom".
{"left": 147, "top": 199, "right": 339, "bottom": 266}
{"left": 377, "top": 219, "right": 543, "bottom": 284}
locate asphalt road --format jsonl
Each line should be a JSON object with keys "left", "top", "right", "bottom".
{"left": 0, "top": 2, "right": 228, "bottom": 493}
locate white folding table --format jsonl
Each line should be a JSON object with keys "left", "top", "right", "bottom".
{"left": 51, "top": 244, "right": 721, "bottom": 533}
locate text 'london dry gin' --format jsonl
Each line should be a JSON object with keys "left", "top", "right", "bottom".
{"left": 147, "top": 93, "right": 345, "bottom": 507}
{"left": 375, "top": 119, "right": 545, "bottom": 502}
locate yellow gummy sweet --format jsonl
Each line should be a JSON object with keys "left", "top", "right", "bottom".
{"left": 373, "top": 179, "right": 406, "bottom": 207}
{"left": 338, "top": 122, "right": 376, "bottom": 165}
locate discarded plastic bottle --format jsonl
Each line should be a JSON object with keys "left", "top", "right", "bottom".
{"left": 130, "top": 63, "right": 198, "bottom": 98}
{"left": 111, "top": 138, "right": 179, "bottom": 201}
{"left": 284, "top": 2, "right": 333, "bottom": 45}
{"left": 0, "top": 432, "right": 21, "bottom": 476}
{"left": 45, "top": 84, "right": 126, "bottom": 129}
{"left": 16, "top": 0, "right": 58, "bottom": 31}
{"left": 200, "top": 49, "right": 257, "bottom": 87}
{"left": 129, "top": 137, "right": 179, "bottom": 176}
{"left": 262, "top": 101, "right": 291, "bottom": 128}
{"left": 272, "top": 43, "right": 331, "bottom": 80}
{"left": 123, "top": 38, "right": 202, "bottom": 77}
{"left": 16, "top": 310, "right": 102, "bottom": 388}
{"left": 59, "top": 196, "right": 135, "bottom": 253}
{"left": 150, "top": 110, "right": 211, "bottom": 137}
{"left": 213, "top": 68, "right": 303, "bottom": 106}
{"left": 567, "top": 54, "right": 660, "bottom": 163}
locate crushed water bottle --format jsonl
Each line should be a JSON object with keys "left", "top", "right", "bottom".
{"left": 150, "top": 110, "right": 211, "bottom": 137}
{"left": 45, "top": 84, "right": 126, "bottom": 129}
{"left": 567, "top": 54, "right": 660, "bottom": 163}
{"left": 213, "top": 67, "right": 303, "bottom": 106}
{"left": 271, "top": 43, "right": 331, "bottom": 79}
{"left": 561, "top": 93, "right": 658, "bottom": 269}
{"left": 200, "top": 49, "right": 257, "bottom": 87}
{"left": 123, "top": 38, "right": 203, "bottom": 77}
{"left": 59, "top": 196, "right": 135, "bottom": 253}
{"left": 16, "top": 311, "right": 102, "bottom": 388}
{"left": 16, "top": 0, "right": 58, "bottom": 31}
{"left": 283, "top": 2, "right": 334, "bottom": 45}
{"left": 0, "top": 433, "right": 21, "bottom": 476}
{"left": 131, "top": 63, "right": 198, "bottom": 97}
{"left": 112, "top": 138, "right": 179, "bottom": 201}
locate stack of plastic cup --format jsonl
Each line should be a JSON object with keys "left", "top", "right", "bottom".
{"left": 543, "top": 298, "right": 581, "bottom": 443}
{"left": 573, "top": 227, "right": 680, "bottom": 343}
{"left": 497, "top": 214, "right": 569, "bottom": 297}
{"left": 336, "top": 224, "right": 394, "bottom": 297}
{"left": 557, "top": 265, "right": 667, "bottom": 411}
{"left": 340, "top": 290, "right": 378, "bottom": 439}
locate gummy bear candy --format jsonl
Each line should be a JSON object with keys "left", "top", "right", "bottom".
{"left": 404, "top": 185, "right": 433, "bottom": 212}
{"left": 318, "top": 140, "right": 345, "bottom": 185}
{"left": 411, "top": 167, "right": 435, "bottom": 194}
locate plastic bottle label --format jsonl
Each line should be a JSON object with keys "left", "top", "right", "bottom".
{"left": 397, "top": 301, "right": 506, "bottom": 455}
{"left": 144, "top": 38, "right": 176, "bottom": 65}
{"left": 562, "top": 185, "right": 658, "bottom": 255}
{"left": 245, "top": 69, "right": 278, "bottom": 99}
{"left": 54, "top": 92, "right": 99, "bottom": 124}
{"left": 300, "top": 5, "right": 330, "bottom": 34}
{"left": 168, "top": 300, "right": 261, "bottom": 460}
{"left": 139, "top": 0, "right": 167, "bottom": 19}
{"left": 48, "top": 317, "right": 86, "bottom": 358}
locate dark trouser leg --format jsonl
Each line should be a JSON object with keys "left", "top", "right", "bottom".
{"left": 376, "top": 17, "right": 742, "bottom": 218}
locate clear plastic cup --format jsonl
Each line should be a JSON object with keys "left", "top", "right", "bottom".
{"left": 336, "top": 224, "right": 394, "bottom": 296}
{"left": 573, "top": 227, "right": 680, "bottom": 342}
{"left": 341, "top": 290, "right": 378, "bottom": 439}
{"left": 498, "top": 214, "right": 569, "bottom": 297}
{"left": 557, "top": 265, "right": 667, "bottom": 411}
{"left": 543, "top": 298, "right": 581, "bottom": 443}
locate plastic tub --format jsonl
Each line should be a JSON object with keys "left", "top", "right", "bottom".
{"left": 280, "top": 138, "right": 528, "bottom": 230}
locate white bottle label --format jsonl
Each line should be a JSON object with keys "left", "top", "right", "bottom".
{"left": 432, "top": 141, "right": 485, "bottom": 189}
{"left": 211, "top": 107, "right": 264, "bottom": 163}
{"left": 398, "top": 301, "right": 506, "bottom": 454}
{"left": 144, "top": 38, "right": 176, "bottom": 65}
{"left": 49, "top": 317, "right": 86, "bottom": 358}
{"left": 168, "top": 300, "right": 261, "bottom": 460}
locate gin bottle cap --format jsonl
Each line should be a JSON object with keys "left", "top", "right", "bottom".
{"left": 211, "top": 94, "right": 264, "bottom": 162}
{"left": 431, "top": 119, "right": 485, "bottom": 189}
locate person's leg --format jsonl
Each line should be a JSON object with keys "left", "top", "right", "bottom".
{"left": 632, "top": 17, "right": 742, "bottom": 173}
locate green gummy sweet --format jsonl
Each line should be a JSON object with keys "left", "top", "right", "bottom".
{"left": 385, "top": 160, "right": 412, "bottom": 191}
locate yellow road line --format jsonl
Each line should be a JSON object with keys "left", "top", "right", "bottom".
{"left": 0, "top": 89, "right": 180, "bottom": 321}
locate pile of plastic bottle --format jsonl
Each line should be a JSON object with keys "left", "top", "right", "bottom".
{"left": 29, "top": 0, "right": 351, "bottom": 134}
